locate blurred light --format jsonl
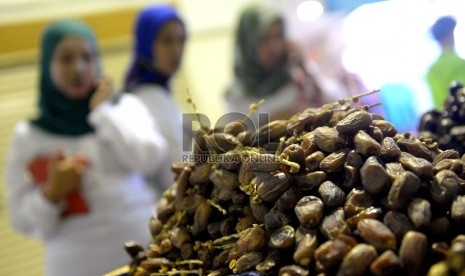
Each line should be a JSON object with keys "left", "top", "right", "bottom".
{"left": 296, "top": 0, "right": 324, "bottom": 22}
{"left": 340, "top": 0, "right": 447, "bottom": 118}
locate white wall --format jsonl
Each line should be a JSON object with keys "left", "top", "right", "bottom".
{"left": 0, "top": 0, "right": 164, "bottom": 24}
{"left": 173, "top": 0, "right": 259, "bottom": 124}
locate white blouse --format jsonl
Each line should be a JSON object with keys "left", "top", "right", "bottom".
{"left": 130, "top": 84, "right": 185, "bottom": 195}
{"left": 5, "top": 94, "right": 167, "bottom": 276}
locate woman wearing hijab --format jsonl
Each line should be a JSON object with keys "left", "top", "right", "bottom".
{"left": 124, "top": 4, "right": 187, "bottom": 194}
{"left": 5, "top": 19, "right": 167, "bottom": 276}
{"left": 225, "top": 4, "right": 330, "bottom": 126}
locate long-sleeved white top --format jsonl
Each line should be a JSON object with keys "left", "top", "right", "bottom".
{"left": 130, "top": 84, "right": 185, "bottom": 195}
{"left": 5, "top": 94, "right": 167, "bottom": 276}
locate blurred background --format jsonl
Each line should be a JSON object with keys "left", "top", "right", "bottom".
{"left": 1, "top": 0, "right": 464, "bottom": 275}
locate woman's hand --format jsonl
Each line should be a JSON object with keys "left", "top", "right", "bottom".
{"left": 287, "top": 40, "right": 304, "bottom": 68}
{"left": 43, "top": 150, "right": 87, "bottom": 204}
{"left": 90, "top": 76, "right": 114, "bottom": 111}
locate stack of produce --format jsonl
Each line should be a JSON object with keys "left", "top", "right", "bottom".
{"left": 419, "top": 81, "right": 465, "bottom": 154}
{"left": 125, "top": 92, "right": 465, "bottom": 276}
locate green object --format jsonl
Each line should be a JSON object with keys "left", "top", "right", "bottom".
{"left": 32, "top": 19, "right": 100, "bottom": 136}
{"left": 427, "top": 50, "right": 465, "bottom": 110}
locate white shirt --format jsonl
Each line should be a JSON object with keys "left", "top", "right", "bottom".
{"left": 130, "top": 84, "right": 185, "bottom": 194}
{"left": 5, "top": 94, "right": 167, "bottom": 276}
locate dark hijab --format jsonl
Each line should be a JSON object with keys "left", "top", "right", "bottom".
{"left": 32, "top": 19, "right": 99, "bottom": 136}
{"left": 227, "top": 4, "right": 292, "bottom": 98}
{"left": 124, "top": 4, "right": 184, "bottom": 92}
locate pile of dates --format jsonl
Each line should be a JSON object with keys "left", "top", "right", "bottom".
{"left": 126, "top": 92, "right": 465, "bottom": 276}
{"left": 419, "top": 81, "right": 465, "bottom": 154}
